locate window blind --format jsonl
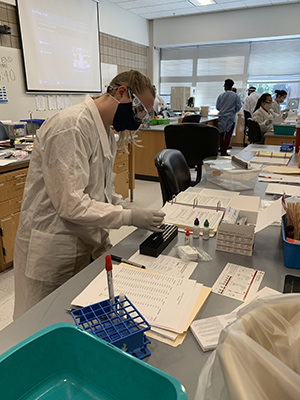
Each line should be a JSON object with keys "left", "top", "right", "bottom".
{"left": 160, "top": 42, "right": 249, "bottom": 107}
{"left": 248, "top": 39, "right": 300, "bottom": 82}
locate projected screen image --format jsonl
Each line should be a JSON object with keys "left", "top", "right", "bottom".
{"left": 17, "top": 0, "right": 101, "bottom": 93}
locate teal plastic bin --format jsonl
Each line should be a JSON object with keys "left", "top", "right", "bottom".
{"left": 0, "top": 323, "right": 187, "bottom": 400}
{"left": 273, "top": 124, "right": 296, "bottom": 135}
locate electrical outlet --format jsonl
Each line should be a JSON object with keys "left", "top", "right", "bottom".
{"left": 0, "top": 25, "right": 11, "bottom": 35}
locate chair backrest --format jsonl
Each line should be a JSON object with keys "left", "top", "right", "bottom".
{"left": 182, "top": 114, "right": 201, "bottom": 123}
{"left": 0, "top": 122, "right": 9, "bottom": 140}
{"left": 243, "top": 110, "right": 252, "bottom": 127}
{"left": 164, "top": 123, "right": 219, "bottom": 183}
{"left": 155, "top": 149, "right": 191, "bottom": 205}
{"left": 247, "top": 118, "right": 262, "bottom": 143}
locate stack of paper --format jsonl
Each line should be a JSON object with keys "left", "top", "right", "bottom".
{"left": 191, "top": 286, "right": 280, "bottom": 352}
{"left": 71, "top": 262, "right": 211, "bottom": 347}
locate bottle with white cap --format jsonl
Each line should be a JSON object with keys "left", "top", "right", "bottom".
{"left": 202, "top": 219, "right": 210, "bottom": 240}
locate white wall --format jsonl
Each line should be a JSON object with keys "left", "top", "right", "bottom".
{"left": 2, "top": 0, "right": 150, "bottom": 46}
{"left": 98, "top": 0, "right": 149, "bottom": 46}
{"left": 153, "top": 4, "right": 300, "bottom": 47}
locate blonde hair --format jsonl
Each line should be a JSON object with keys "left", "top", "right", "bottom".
{"left": 107, "top": 70, "right": 155, "bottom": 98}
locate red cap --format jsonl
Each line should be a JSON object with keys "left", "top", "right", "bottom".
{"left": 185, "top": 229, "right": 190, "bottom": 236}
{"left": 105, "top": 255, "right": 113, "bottom": 271}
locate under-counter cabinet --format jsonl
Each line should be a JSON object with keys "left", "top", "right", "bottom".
{"left": 0, "top": 164, "right": 28, "bottom": 271}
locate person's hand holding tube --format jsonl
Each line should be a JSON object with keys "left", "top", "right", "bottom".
{"left": 131, "top": 209, "right": 165, "bottom": 232}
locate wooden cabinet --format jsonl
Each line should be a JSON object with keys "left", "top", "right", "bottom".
{"left": 0, "top": 165, "right": 28, "bottom": 271}
{"left": 113, "top": 149, "right": 129, "bottom": 199}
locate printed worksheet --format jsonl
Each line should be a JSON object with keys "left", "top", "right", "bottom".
{"left": 212, "top": 263, "right": 264, "bottom": 302}
{"left": 129, "top": 252, "right": 198, "bottom": 279}
{"left": 71, "top": 265, "right": 200, "bottom": 333}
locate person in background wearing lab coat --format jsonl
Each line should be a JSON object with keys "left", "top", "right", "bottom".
{"left": 252, "top": 93, "right": 275, "bottom": 137}
{"left": 13, "top": 70, "right": 165, "bottom": 319}
{"left": 243, "top": 86, "right": 261, "bottom": 115}
{"left": 272, "top": 90, "right": 288, "bottom": 119}
{"left": 153, "top": 85, "right": 167, "bottom": 115}
{"left": 216, "top": 78, "right": 242, "bottom": 156}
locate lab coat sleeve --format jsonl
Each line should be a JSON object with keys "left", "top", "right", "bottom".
{"left": 216, "top": 95, "right": 221, "bottom": 111}
{"left": 41, "top": 127, "right": 132, "bottom": 229}
{"left": 243, "top": 96, "right": 250, "bottom": 112}
{"left": 236, "top": 96, "right": 242, "bottom": 113}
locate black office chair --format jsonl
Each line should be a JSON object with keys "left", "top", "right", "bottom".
{"left": 164, "top": 123, "right": 219, "bottom": 184}
{"left": 247, "top": 118, "right": 263, "bottom": 143}
{"left": 0, "top": 122, "right": 9, "bottom": 140}
{"left": 182, "top": 114, "right": 201, "bottom": 123}
{"left": 155, "top": 149, "right": 192, "bottom": 205}
{"left": 243, "top": 110, "right": 251, "bottom": 146}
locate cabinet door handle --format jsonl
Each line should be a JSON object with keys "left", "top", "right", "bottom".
{"left": 14, "top": 173, "right": 27, "bottom": 178}
{"left": 14, "top": 182, "right": 25, "bottom": 186}
{"left": 117, "top": 163, "right": 125, "bottom": 169}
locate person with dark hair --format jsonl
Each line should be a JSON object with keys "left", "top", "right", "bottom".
{"left": 252, "top": 93, "right": 275, "bottom": 136}
{"left": 13, "top": 70, "right": 165, "bottom": 318}
{"left": 272, "top": 90, "right": 288, "bottom": 119}
{"left": 243, "top": 86, "right": 261, "bottom": 114}
{"left": 216, "top": 79, "right": 242, "bottom": 156}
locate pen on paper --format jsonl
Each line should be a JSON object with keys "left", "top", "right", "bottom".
{"left": 110, "top": 254, "right": 146, "bottom": 269}
{"left": 105, "top": 255, "right": 115, "bottom": 309}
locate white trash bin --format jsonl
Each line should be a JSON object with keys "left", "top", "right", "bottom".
{"left": 194, "top": 294, "right": 300, "bottom": 400}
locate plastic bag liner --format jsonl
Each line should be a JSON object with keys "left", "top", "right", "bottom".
{"left": 194, "top": 294, "right": 300, "bottom": 400}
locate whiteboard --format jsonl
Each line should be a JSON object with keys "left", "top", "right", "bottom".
{"left": 0, "top": 47, "right": 86, "bottom": 122}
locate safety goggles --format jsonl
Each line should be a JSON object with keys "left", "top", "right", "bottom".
{"left": 109, "top": 83, "right": 149, "bottom": 123}
{"left": 127, "top": 87, "right": 149, "bottom": 123}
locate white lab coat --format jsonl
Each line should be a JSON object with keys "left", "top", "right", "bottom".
{"left": 252, "top": 107, "right": 275, "bottom": 135}
{"left": 13, "top": 95, "right": 132, "bottom": 318}
{"left": 243, "top": 92, "right": 261, "bottom": 114}
{"left": 271, "top": 100, "right": 282, "bottom": 116}
{"left": 153, "top": 94, "right": 167, "bottom": 114}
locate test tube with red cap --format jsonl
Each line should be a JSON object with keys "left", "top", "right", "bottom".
{"left": 105, "top": 255, "right": 115, "bottom": 308}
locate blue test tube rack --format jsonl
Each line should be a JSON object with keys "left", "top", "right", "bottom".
{"left": 71, "top": 295, "right": 151, "bottom": 359}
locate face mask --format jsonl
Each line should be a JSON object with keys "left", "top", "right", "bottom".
{"left": 279, "top": 99, "right": 285, "bottom": 103}
{"left": 112, "top": 102, "right": 141, "bottom": 132}
{"left": 264, "top": 103, "right": 272, "bottom": 112}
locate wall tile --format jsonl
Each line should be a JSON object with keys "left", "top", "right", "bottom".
{"left": 0, "top": 6, "right": 8, "bottom": 22}
{"left": 1, "top": 34, "right": 11, "bottom": 47}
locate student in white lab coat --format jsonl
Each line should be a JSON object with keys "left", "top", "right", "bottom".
{"left": 243, "top": 86, "right": 261, "bottom": 115}
{"left": 153, "top": 85, "right": 167, "bottom": 115}
{"left": 272, "top": 89, "right": 288, "bottom": 119}
{"left": 13, "top": 70, "right": 165, "bottom": 319}
{"left": 252, "top": 93, "right": 275, "bottom": 136}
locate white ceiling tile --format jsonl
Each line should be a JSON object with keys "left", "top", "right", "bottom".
{"left": 220, "top": 1, "right": 247, "bottom": 8}
{"left": 244, "top": 0, "right": 271, "bottom": 5}
{"left": 107, "top": 0, "right": 294, "bottom": 20}
{"left": 215, "top": 0, "right": 245, "bottom": 3}
{"left": 196, "top": 3, "right": 224, "bottom": 11}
